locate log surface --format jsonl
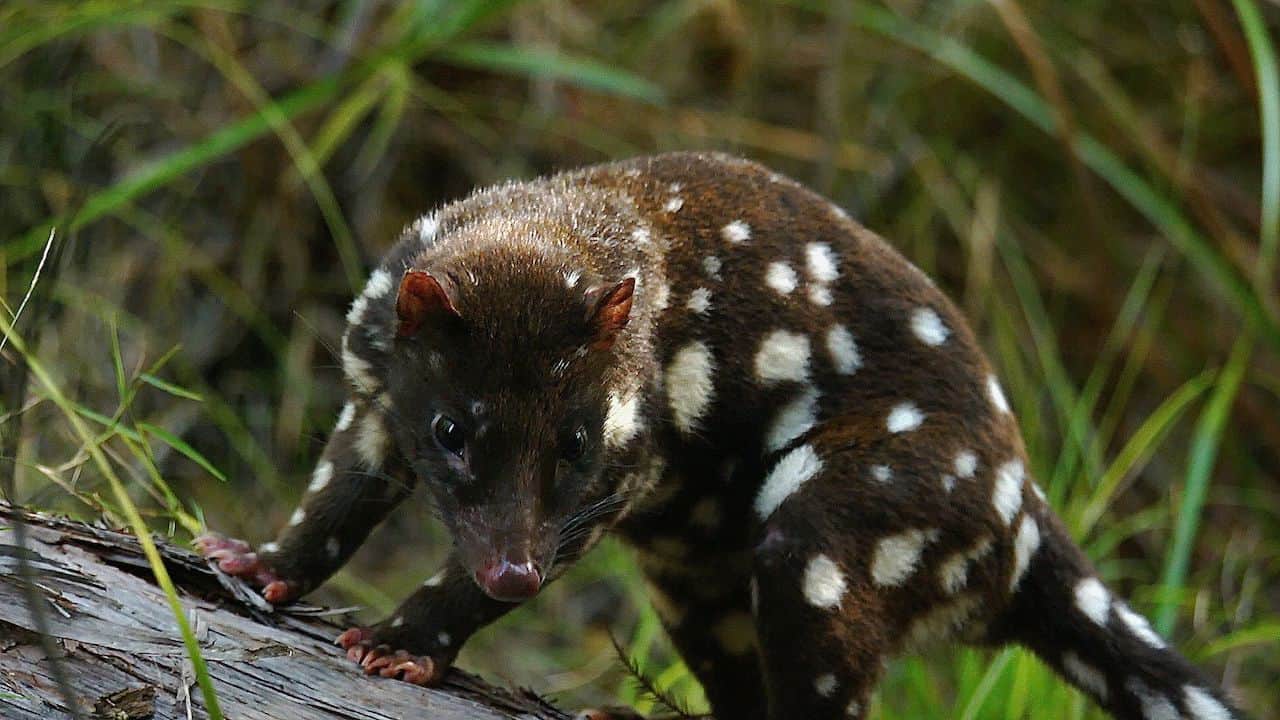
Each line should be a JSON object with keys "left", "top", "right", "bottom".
{"left": 0, "top": 504, "right": 571, "bottom": 720}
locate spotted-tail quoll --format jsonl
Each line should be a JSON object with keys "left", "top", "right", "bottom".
{"left": 196, "top": 152, "right": 1247, "bottom": 720}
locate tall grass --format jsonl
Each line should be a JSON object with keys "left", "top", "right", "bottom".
{"left": 1, "top": 1, "right": 1276, "bottom": 717}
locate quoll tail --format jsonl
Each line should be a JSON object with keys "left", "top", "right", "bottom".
{"left": 988, "top": 514, "right": 1246, "bottom": 720}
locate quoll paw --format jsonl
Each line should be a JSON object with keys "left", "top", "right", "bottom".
{"left": 336, "top": 627, "right": 448, "bottom": 686}
{"left": 193, "top": 533, "right": 297, "bottom": 604}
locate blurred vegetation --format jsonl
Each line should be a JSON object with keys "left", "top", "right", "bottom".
{"left": 1, "top": 0, "right": 1278, "bottom": 717}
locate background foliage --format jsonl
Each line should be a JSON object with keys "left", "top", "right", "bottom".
{"left": 1, "top": 1, "right": 1277, "bottom": 717}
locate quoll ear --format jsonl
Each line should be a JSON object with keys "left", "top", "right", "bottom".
{"left": 396, "top": 269, "right": 460, "bottom": 337}
{"left": 585, "top": 277, "right": 636, "bottom": 350}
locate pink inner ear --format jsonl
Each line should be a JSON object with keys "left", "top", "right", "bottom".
{"left": 589, "top": 277, "right": 636, "bottom": 350}
{"left": 396, "top": 270, "right": 459, "bottom": 337}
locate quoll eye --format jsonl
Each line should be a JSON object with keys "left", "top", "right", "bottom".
{"left": 561, "top": 427, "right": 588, "bottom": 462}
{"left": 432, "top": 414, "right": 466, "bottom": 457}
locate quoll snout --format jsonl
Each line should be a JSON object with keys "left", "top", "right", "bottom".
{"left": 474, "top": 556, "right": 543, "bottom": 601}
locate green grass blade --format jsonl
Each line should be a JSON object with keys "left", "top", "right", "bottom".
{"left": 139, "top": 373, "right": 204, "bottom": 402}
{"left": 1154, "top": 0, "right": 1277, "bottom": 635}
{"left": 792, "top": 0, "right": 1280, "bottom": 352}
{"left": 1076, "top": 370, "right": 1214, "bottom": 538}
{"left": 0, "top": 310, "right": 224, "bottom": 720}
{"left": 1233, "top": 0, "right": 1280, "bottom": 281}
{"left": 8, "top": 72, "right": 346, "bottom": 262}
{"left": 138, "top": 421, "right": 229, "bottom": 483}
{"left": 1198, "top": 621, "right": 1280, "bottom": 657}
{"left": 1155, "top": 332, "right": 1252, "bottom": 634}
{"left": 436, "top": 41, "right": 665, "bottom": 104}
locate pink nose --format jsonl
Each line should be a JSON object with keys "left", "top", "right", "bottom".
{"left": 475, "top": 558, "right": 542, "bottom": 601}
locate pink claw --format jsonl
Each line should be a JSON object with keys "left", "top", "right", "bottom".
{"left": 335, "top": 627, "right": 444, "bottom": 686}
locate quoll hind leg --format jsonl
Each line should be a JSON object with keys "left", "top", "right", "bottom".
{"left": 574, "top": 573, "right": 765, "bottom": 720}
{"left": 752, "top": 520, "right": 889, "bottom": 720}
{"left": 647, "top": 573, "right": 766, "bottom": 719}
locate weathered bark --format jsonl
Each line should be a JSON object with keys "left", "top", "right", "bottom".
{"left": 0, "top": 503, "right": 571, "bottom": 720}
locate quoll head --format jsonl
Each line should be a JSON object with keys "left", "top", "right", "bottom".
{"left": 384, "top": 249, "right": 635, "bottom": 602}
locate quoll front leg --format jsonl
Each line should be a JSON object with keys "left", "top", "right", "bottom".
{"left": 197, "top": 398, "right": 413, "bottom": 603}
{"left": 336, "top": 551, "right": 527, "bottom": 685}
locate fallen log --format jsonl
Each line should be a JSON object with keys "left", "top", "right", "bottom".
{"left": 0, "top": 503, "right": 571, "bottom": 720}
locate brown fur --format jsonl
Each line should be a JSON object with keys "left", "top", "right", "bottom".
{"left": 198, "top": 152, "right": 1244, "bottom": 720}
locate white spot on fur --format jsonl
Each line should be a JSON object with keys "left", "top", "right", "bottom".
{"left": 712, "top": 612, "right": 756, "bottom": 655}
{"left": 754, "top": 330, "right": 811, "bottom": 385}
{"left": 814, "top": 673, "right": 838, "bottom": 698}
{"left": 703, "top": 255, "right": 722, "bottom": 280}
{"left": 765, "top": 261, "right": 799, "bottom": 295}
{"left": 1010, "top": 515, "right": 1041, "bottom": 590}
{"left": 826, "top": 325, "right": 862, "bottom": 375}
{"left": 664, "top": 196, "right": 684, "bottom": 213}
{"left": 808, "top": 285, "right": 833, "bottom": 306}
{"left": 846, "top": 699, "right": 862, "bottom": 717}
{"left": 938, "top": 536, "right": 994, "bottom": 595}
{"left": 346, "top": 295, "right": 370, "bottom": 330}
{"left": 911, "top": 307, "right": 950, "bottom": 346}
{"left": 424, "top": 570, "right": 447, "bottom": 587}
{"left": 871, "top": 528, "right": 940, "bottom": 587}
{"left": 765, "top": 387, "right": 820, "bottom": 452}
{"left": 1074, "top": 578, "right": 1111, "bottom": 626}
{"left": 288, "top": 507, "right": 306, "bottom": 526}
{"left": 260, "top": 541, "right": 280, "bottom": 554}
{"left": 650, "top": 279, "right": 672, "bottom": 312}
{"left": 806, "top": 243, "right": 839, "bottom": 282}
{"left": 308, "top": 461, "right": 334, "bottom": 494}
{"left": 410, "top": 214, "right": 438, "bottom": 244}
{"left": 325, "top": 536, "right": 340, "bottom": 558}
{"left": 988, "top": 374, "right": 1011, "bottom": 414}
{"left": 342, "top": 342, "right": 378, "bottom": 393}
{"left": 1115, "top": 603, "right": 1166, "bottom": 649}
{"left": 438, "top": 632, "right": 451, "bottom": 646}
{"left": 1183, "top": 686, "right": 1231, "bottom": 720}
{"left": 335, "top": 402, "right": 356, "bottom": 433}
{"left": 1062, "top": 652, "right": 1108, "bottom": 702}
{"left": 343, "top": 335, "right": 376, "bottom": 386}
{"left": 666, "top": 341, "right": 716, "bottom": 434}
{"left": 903, "top": 595, "right": 981, "bottom": 650}
{"left": 887, "top": 402, "right": 925, "bottom": 433}
{"left": 603, "top": 392, "right": 642, "bottom": 449}
{"left": 631, "top": 226, "right": 651, "bottom": 245}
{"left": 687, "top": 287, "right": 712, "bottom": 314}
{"left": 1126, "top": 678, "right": 1179, "bottom": 720}
{"left": 364, "top": 268, "right": 393, "bottom": 298}
{"left": 722, "top": 220, "right": 751, "bottom": 243}
{"left": 992, "top": 459, "right": 1025, "bottom": 525}
{"left": 355, "top": 410, "right": 389, "bottom": 467}
{"left": 564, "top": 269, "right": 582, "bottom": 288}
{"left": 871, "top": 464, "right": 892, "bottom": 482}
{"left": 755, "top": 444, "right": 823, "bottom": 520}
{"left": 805, "top": 243, "right": 838, "bottom": 306}
{"left": 802, "top": 554, "right": 846, "bottom": 609}
{"left": 391, "top": 615, "right": 404, "bottom": 628}
{"left": 954, "top": 450, "right": 978, "bottom": 479}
